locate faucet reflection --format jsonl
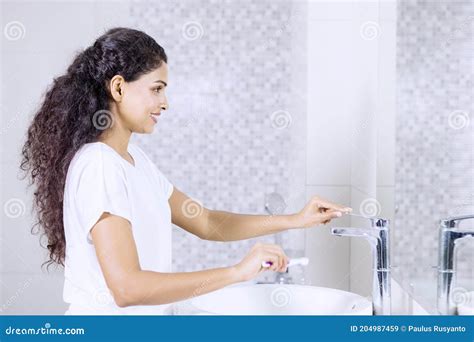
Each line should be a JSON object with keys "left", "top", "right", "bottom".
{"left": 437, "top": 214, "right": 474, "bottom": 315}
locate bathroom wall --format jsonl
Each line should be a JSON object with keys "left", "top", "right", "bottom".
{"left": 305, "top": 0, "right": 397, "bottom": 298}
{"left": 0, "top": 0, "right": 133, "bottom": 314}
{"left": 394, "top": 0, "right": 474, "bottom": 311}
{"left": 129, "top": 0, "right": 308, "bottom": 280}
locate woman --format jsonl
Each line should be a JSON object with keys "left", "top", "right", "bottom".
{"left": 20, "top": 27, "right": 352, "bottom": 315}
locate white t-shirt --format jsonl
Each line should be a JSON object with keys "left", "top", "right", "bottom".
{"left": 62, "top": 141, "right": 174, "bottom": 315}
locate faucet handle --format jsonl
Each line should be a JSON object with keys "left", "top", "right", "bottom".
{"left": 440, "top": 214, "right": 474, "bottom": 228}
{"left": 370, "top": 217, "right": 390, "bottom": 228}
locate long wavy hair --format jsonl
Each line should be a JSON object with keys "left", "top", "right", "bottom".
{"left": 19, "top": 27, "right": 167, "bottom": 270}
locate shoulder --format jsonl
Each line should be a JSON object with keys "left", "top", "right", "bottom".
{"left": 69, "top": 143, "right": 126, "bottom": 179}
{"left": 66, "top": 143, "right": 130, "bottom": 197}
{"left": 79, "top": 142, "right": 121, "bottom": 162}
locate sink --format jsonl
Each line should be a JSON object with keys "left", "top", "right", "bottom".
{"left": 174, "top": 284, "right": 373, "bottom": 315}
{"left": 457, "top": 291, "right": 474, "bottom": 315}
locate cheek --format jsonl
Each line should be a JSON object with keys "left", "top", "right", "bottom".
{"left": 120, "top": 93, "right": 153, "bottom": 120}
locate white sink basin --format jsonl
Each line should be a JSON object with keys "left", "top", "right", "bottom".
{"left": 174, "top": 284, "right": 373, "bottom": 315}
{"left": 457, "top": 291, "right": 474, "bottom": 315}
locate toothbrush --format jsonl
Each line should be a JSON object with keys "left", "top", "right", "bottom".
{"left": 261, "top": 257, "right": 309, "bottom": 268}
{"left": 344, "top": 212, "right": 376, "bottom": 219}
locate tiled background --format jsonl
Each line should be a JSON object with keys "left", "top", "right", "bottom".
{"left": 394, "top": 0, "right": 473, "bottom": 309}
{"left": 128, "top": 0, "right": 308, "bottom": 278}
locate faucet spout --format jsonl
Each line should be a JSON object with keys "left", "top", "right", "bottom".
{"left": 332, "top": 227, "right": 379, "bottom": 239}
{"left": 331, "top": 217, "right": 391, "bottom": 315}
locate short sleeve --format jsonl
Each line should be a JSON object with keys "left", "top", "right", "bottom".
{"left": 74, "top": 149, "right": 132, "bottom": 243}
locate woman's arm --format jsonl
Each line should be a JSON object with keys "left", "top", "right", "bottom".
{"left": 91, "top": 212, "right": 241, "bottom": 307}
{"left": 168, "top": 187, "right": 299, "bottom": 241}
{"left": 169, "top": 187, "right": 351, "bottom": 242}
{"left": 168, "top": 187, "right": 211, "bottom": 240}
{"left": 206, "top": 210, "right": 299, "bottom": 241}
{"left": 206, "top": 195, "right": 351, "bottom": 241}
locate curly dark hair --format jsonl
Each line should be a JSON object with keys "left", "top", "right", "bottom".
{"left": 19, "top": 27, "right": 167, "bottom": 270}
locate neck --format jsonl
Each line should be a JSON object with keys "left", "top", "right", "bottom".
{"left": 98, "top": 122, "right": 132, "bottom": 157}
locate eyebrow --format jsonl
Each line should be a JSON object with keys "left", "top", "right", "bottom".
{"left": 153, "top": 80, "right": 167, "bottom": 87}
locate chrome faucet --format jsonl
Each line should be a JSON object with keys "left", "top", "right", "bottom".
{"left": 331, "top": 217, "right": 391, "bottom": 315}
{"left": 437, "top": 214, "right": 474, "bottom": 315}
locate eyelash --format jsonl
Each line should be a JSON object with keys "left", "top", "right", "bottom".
{"left": 153, "top": 87, "right": 163, "bottom": 94}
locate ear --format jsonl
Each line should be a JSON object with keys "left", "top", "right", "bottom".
{"left": 108, "top": 75, "right": 125, "bottom": 101}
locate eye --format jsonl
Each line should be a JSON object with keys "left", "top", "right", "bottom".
{"left": 153, "top": 87, "right": 163, "bottom": 94}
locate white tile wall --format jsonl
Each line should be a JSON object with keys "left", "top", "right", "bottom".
{"left": 305, "top": 0, "right": 396, "bottom": 299}
{"left": 129, "top": 0, "right": 308, "bottom": 277}
{"left": 304, "top": 185, "right": 351, "bottom": 290}
{"left": 1, "top": 0, "right": 132, "bottom": 315}
{"left": 306, "top": 19, "right": 354, "bottom": 186}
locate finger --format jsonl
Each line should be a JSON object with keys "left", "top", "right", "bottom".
{"left": 269, "top": 252, "right": 286, "bottom": 272}
{"left": 264, "top": 245, "right": 288, "bottom": 270}
{"left": 319, "top": 210, "right": 343, "bottom": 222}
{"left": 264, "top": 245, "right": 286, "bottom": 265}
{"left": 280, "top": 254, "right": 289, "bottom": 272}
{"left": 322, "top": 212, "right": 335, "bottom": 224}
{"left": 279, "top": 257, "right": 289, "bottom": 272}
{"left": 258, "top": 246, "right": 280, "bottom": 270}
{"left": 282, "top": 261, "right": 289, "bottom": 272}
{"left": 313, "top": 197, "right": 352, "bottom": 213}
{"left": 261, "top": 252, "right": 279, "bottom": 272}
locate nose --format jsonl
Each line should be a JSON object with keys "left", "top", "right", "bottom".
{"left": 160, "top": 95, "right": 169, "bottom": 111}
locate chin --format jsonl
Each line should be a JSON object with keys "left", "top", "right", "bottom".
{"left": 144, "top": 126, "right": 155, "bottom": 134}
{"left": 138, "top": 124, "right": 155, "bottom": 134}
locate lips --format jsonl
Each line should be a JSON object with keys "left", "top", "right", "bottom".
{"left": 150, "top": 113, "right": 160, "bottom": 123}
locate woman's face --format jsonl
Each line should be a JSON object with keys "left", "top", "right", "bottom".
{"left": 112, "top": 62, "right": 169, "bottom": 134}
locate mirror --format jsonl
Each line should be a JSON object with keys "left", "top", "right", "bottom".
{"left": 392, "top": 0, "right": 474, "bottom": 314}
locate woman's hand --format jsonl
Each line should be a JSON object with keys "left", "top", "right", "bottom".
{"left": 233, "top": 242, "right": 289, "bottom": 282}
{"left": 293, "top": 196, "right": 352, "bottom": 228}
